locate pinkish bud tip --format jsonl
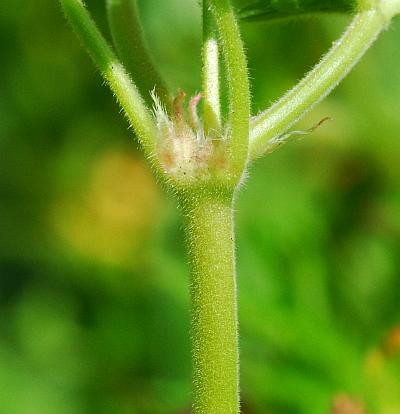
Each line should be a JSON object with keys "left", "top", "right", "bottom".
{"left": 189, "top": 92, "right": 203, "bottom": 131}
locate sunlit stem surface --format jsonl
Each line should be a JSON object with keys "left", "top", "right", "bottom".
{"left": 202, "top": 1, "right": 222, "bottom": 136}
{"left": 208, "top": 0, "right": 250, "bottom": 177}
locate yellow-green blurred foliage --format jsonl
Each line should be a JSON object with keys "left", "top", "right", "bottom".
{"left": 0, "top": 1, "right": 400, "bottom": 413}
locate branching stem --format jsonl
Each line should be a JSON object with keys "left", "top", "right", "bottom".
{"left": 59, "top": 1, "right": 400, "bottom": 413}
{"left": 106, "top": 0, "right": 170, "bottom": 109}
{"left": 60, "top": 0, "right": 157, "bottom": 158}
{"left": 249, "top": 4, "right": 395, "bottom": 160}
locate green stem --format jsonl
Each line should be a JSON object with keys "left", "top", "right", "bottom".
{"left": 59, "top": 0, "right": 157, "bottom": 159}
{"left": 208, "top": 0, "right": 250, "bottom": 178}
{"left": 180, "top": 191, "right": 239, "bottom": 414}
{"left": 106, "top": 0, "right": 170, "bottom": 108}
{"left": 202, "top": 1, "right": 222, "bottom": 135}
{"left": 240, "top": 0, "right": 356, "bottom": 21}
{"left": 248, "top": 5, "right": 395, "bottom": 160}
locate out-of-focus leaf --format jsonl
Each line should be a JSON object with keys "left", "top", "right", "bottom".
{"left": 238, "top": 0, "right": 356, "bottom": 21}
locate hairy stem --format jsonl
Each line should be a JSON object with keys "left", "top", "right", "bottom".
{"left": 202, "top": 1, "right": 222, "bottom": 135}
{"left": 106, "top": 0, "right": 170, "bottom": 108}
{"left": 208, "top": 0, "right": 250, "bottom": 178}
{"left": 60, "top": 0, "right": 157, "bottom": 158}
{"left": 180, "top": 192, "right": 239, "bottom": 414}
{"left": 249, "top": 6, "right": 394, "bottom": 160}
{"left": 240, "top": 0, "right": 356, "bottom": 21}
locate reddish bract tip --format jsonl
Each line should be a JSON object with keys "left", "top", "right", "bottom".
{"left": 173, "top": 89, "right": 186, "bottom": 123}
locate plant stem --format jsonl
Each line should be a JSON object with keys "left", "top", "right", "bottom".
{"left": 60, "top": 0, "right": 157, "bottom": 159}
{"left": 248, "top": 7, "right": 392, "bottom": 160}
{"left": 180, "top": 191, "right": 239, "bottom": 414}
{"left": 106, "top": 0, "right": 170, "bottom": 108}
{"left": 208, "top": 0, "right": 250, "bottom": 177}
{"left": 240, "top": 0, "right": 356, "bottom": 21}
{"left": 202, "top": 1, "right": 222, "bottom": 135}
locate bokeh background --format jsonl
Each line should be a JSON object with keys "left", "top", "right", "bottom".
{"left": 1, "top": 1, "right": 400, "bottom": 413}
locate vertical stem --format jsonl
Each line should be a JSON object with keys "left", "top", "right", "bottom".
{"left": 208, "top": 0, "right": 250, "bottom": 178}
{"left": 202, "top": 1, "right": 222, "bottom": 135}
{"left": 181, "top": 192, "right": 239, "bottom": 414}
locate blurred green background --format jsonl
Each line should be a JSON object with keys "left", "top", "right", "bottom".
{"left": 1, "top": 1, "right": 400, "bottom": 413}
